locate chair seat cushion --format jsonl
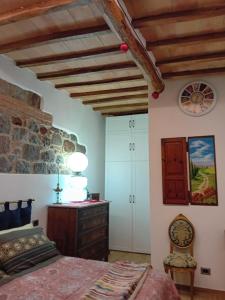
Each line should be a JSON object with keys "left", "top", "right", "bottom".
{"left": 164, "top": 252, "right": 197, "bottom": 268}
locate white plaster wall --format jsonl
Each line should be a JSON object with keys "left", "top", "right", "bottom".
{"left": 149, "top": 76, "right": 225, "bottom": 291}
{"left": 0, "top": 55, "right": 105, "bottom": 230}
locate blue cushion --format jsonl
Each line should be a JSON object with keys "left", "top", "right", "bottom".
{"left": 20, "top": 199, "right": 32, "bottom": 226}
{"left": 0, "top": 200, "right": 33, "bottom": 230}
{"left": 9, "top": 208, "right": 22, "bottom": 228}
{"left": 0, "top": 210, "right": 11, "bottom": 230}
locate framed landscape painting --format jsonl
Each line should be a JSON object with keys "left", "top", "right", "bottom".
{"left": 188, "top": 135, "right": 218, "bottom": 205}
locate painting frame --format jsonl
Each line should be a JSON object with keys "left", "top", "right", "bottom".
{"left": 188, "top": 135, "right": 218, "bottom": 206}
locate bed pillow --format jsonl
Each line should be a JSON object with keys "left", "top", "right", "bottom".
{"left": 0, "top": 227, "right": 60, "bottom": 275}
{"left": 0, "top": 223, "right": 33, "bottom": 235}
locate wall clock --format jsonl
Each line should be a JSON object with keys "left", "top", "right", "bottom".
{"left": 178, "top": 81, "right": 217, "bottom": 116}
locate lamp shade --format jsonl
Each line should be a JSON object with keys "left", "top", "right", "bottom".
{"left": 67, "top": 152, "right": 88, "bottom": 172}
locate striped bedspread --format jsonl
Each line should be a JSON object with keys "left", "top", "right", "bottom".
{"left": 82, "top": 261, "right": 150, "bottom": 300}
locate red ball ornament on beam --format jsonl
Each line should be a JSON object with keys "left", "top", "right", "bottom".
{"left": 120, "top": 42, "right": 129, "bottom": 52}
{"left": 152, "top": 91, "right": 159, "bottom": 99}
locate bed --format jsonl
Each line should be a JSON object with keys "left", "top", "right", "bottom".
{"left": 0, "top": 200, "right": 180, "bottom": 300}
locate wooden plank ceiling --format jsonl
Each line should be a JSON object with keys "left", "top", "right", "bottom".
{"left": 124, "top": 0, "right": 225, "bottom": 79}
{"left": 0, "top": 0, "right": 224, "bottom": 116}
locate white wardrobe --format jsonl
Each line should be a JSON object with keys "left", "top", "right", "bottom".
{"left": 105, "top": 114, "right": 150, "bottom": 254}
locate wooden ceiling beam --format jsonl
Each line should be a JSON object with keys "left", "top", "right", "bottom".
{"left": 70, "top": 85, "right": 147, "bottom": 97}
{"left": 0, "top": 24, "right": 109, "bottom": 53}
{"left": 95, "top": 0, "right": 164, "bottom": 93}
{"left": 156, "top": 50, "right": 225, "bottom": 66}
{"left": 147, "top": 30, "right": 225, "bottom": 49}
{"left": 0, "top": 0, "right": 81, "bottom": 26}
{"left": 83, "top": 93, "right": 148, "bottom": 104}
{"left": 102, "top": 109, "right": 148, "bottom": 116}
{"left": 37, "top": 61, "right": 136, "bottom": 80}
{"left": 93, "top": 102, "right": 148, "bottom": 111}
{"left": 16, "top": 45, "right": 121, "bottom": 67}
{"left": 55, "top": 74, "right": 144, "bottom": 88}
{"left": 132, "top": 5, "right": 225, "bottom": 28}
{"left": 163, "top": 66, "right": 225, "bottom": 79}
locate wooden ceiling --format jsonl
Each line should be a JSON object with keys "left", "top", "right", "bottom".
{"left": 124, "top": 0, "right": 225, "bottom": 79}
{"left": 0, "top": 0, "right": 224, "bottom": 116}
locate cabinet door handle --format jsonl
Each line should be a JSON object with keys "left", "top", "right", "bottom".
{"left": 129, "top": 120, "right": 131, "bottom": 128}
{"left": 132, "top": 143, "right": 135, "bottom": 151}
{"left": 129, "top": 195, "right": 132, "bottom": 203}
{"left": 129, "top": 143, "right": 132, "bottom": 151}
{"left": 132, "top": 195, "right": 136, "bottom": 203}
{"left": 132, "top": 120, "right": 135, "bottom": 128}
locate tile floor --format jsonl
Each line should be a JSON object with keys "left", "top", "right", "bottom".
{"left": 108, "top": 250, "right": 150, "bottom": 264}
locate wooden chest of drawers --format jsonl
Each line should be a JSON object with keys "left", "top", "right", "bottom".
{"left": 47, "top": 201, "right": 109, "bottom": 261}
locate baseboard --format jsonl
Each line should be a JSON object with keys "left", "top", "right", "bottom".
{"left": 109, "top": 249, "right": 151, "bottom": 255}
{"left": 176, "top": 283, "right": 225, "bottom": 295}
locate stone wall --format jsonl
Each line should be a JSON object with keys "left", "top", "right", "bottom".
{"left": 0, "top": 112, "right": 86, "bottom": 174}
{"left": 0, "top": 78, "right": 41, "bottom": 109}
{"left": 0, "top": 80, "right": 86, "bottom": 175}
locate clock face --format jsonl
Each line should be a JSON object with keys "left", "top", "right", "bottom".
{"left": 178, "top": 81, "right": 217, "bottom": 116}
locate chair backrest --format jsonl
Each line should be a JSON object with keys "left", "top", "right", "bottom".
{"left": 168, "top": 214, "right": 195, "bottom": 255}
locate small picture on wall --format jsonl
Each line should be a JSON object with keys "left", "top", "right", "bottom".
{"left": 188, "top": 135, "right": 218, "bottom": 205}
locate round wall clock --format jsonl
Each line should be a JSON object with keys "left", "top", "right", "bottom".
{"left": 178, "top": 81, "right": 217, "bottom": 116}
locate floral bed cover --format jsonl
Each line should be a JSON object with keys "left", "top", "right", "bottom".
{"left": 0, "top": 256, "right": 180, "bottom": 300}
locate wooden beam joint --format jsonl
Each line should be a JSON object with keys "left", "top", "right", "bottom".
{"left": 94, "top": 0, "right": 164, "bottom": 93}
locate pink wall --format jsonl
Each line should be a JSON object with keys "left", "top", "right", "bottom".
{"left": 149, "top": 77, "right": 225, "bottom": 290}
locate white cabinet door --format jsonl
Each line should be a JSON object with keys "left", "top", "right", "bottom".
{"left": 132, "top": 114, "right": 148, "bottom": 131}
{"left": 105, "top": 132, "right": 131, "bottom": 162}
{"left": 132, "top": 130, "right": 149, "bottom": 162}
{"left": 105, "top": 114, "right": 150, "bottom": 254}
{"left": 106, "top": 116, "right": 131, "bottom": 133}
{"left": 105, "top": 162, "right": 133, "bottom": 251}
{"left": 132, "top": 161, "right": 150, "bottom": 253}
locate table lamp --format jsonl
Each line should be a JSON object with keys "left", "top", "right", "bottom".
{"left": 66, "top": 152, "right": 88, "bottom": 201}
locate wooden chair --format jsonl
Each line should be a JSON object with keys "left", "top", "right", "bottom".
{"left": 164, "top": 214, "right": 197, "bottom": 299}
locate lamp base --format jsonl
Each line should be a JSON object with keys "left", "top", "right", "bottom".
{"left": 53, "top": 201, "right": 62, "bottom": 205}
{"left": 53, "top": 183, "right": 63, "bottom": 205}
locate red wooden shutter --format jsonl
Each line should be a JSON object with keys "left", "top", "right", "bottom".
{"left": 161, "top": 137, "right": 189, "bottom": 205}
